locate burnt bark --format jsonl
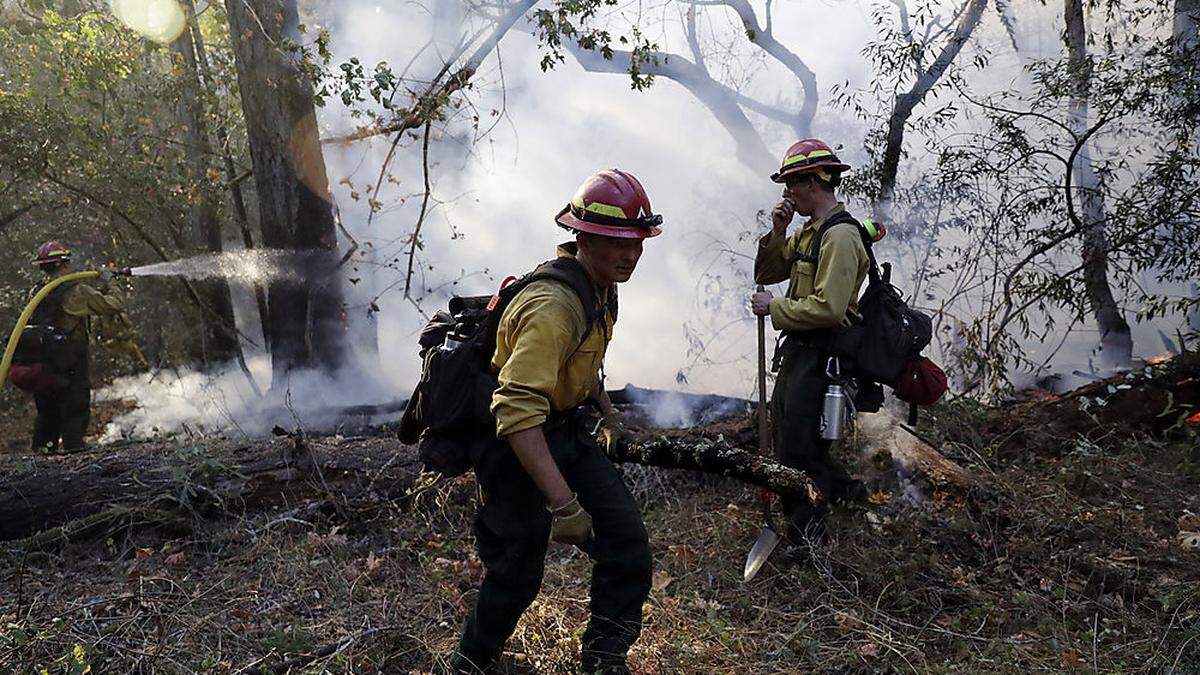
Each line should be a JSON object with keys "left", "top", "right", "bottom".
{"left": 225, "top": 0, "right": 348, "bottom": 382}
{"left": 0, "top": 438, "right": 417, "bottom": 543}
{"left": 1065, "top": 0, "right": 1132, "bottom": 369}
{"left": 877, "top": 0, "right": 988, "bottom": 221}
{"left": 610, "top": 433, "right": 821, "bottom": 504}
{"left": 171, "top": 7, "right": 241, "bottom": 367}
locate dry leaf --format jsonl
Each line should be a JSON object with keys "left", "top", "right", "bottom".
{"left": 652, "top": 569, "right": 673, "bottom": 592}
{"left": 1178, "top": 511, "right": 1200, "bottom": 532}
{"left": 668, "top": 544, "right": 696, "bottom": 568}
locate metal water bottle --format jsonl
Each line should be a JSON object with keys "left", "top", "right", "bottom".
{"left": 440, "top": 332, "right": 463, "bottom": 352}
{"left": 820, "top": 356, "right": 850, "bottom": 440}
{"left": 820, "top": 383, "right": 848, "bottom": 440}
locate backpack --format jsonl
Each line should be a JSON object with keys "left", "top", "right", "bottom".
{"left": 8, "top": 282, "right": 86, "bottom": 394}
{"left": 398, "top": 256, "right": 616, "bottom": 476}
{"left": 799, "top": 211, "right": 946, "bottom": 417}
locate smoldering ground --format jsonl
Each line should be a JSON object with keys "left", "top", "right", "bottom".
{"left": 95, "top": 0, "right": 1195, "bottom": 440}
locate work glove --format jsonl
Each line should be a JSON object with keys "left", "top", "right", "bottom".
{"left": 599, "top": 410, "right": 633, "bottom": 453}
{"left": 548, "top": 493, "right": 593, "bottom": 545}
{"left": 94, "top": 269, "right": 113, "bottom": 289}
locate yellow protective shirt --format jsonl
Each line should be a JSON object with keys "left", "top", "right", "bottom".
{"left": 490, "top": 244, "right": 614, "bottom": 437}
{"left": 753, "top": 203, "right": 870, "bottom": 333}
{"left": 60, "top": 282, "right": 127, "bottom": 335}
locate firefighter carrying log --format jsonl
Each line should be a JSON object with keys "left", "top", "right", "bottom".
{"left": 750, "top": 140, "right": 880, "bottom": 543}
{"left": 15, "top": 241, "right": 138, "bottom": 453}
{"left": 447, "top": 170, "right": 660, "bottom": 674}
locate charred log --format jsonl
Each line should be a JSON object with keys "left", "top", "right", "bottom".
{"left": 608, "top": 432, "right": 821, "bottom": 505}
{"left": 0, "top": 438, "right": 418, "bottom": 543}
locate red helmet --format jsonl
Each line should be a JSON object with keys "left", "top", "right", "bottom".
{"left": 555, "top": 169, "right": 663, "bottom": 239}
{"left": 32, "top": 240, "right": 72, "bottom": 266}
{"left": 770, "top": 138, "right": 852, "bottom": 183}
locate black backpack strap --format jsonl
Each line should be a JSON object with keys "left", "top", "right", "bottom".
{"left": 528, "top": 257, "right": 601, "bottom": 329}
{"left": 482, "top": 256, "right": 611, "bottom": 357}
{"left": 795, "top": 210, "right": 885, "bottom": 284}
{"left": 30, "top": 281, "right": 75, "bottom": 328}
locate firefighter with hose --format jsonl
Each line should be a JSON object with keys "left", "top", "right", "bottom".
{"left": 7, "top": 241, "right": 141, "bottom": 453}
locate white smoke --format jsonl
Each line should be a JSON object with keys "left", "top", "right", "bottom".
{"left": 97, "top": 0, "right": 1190, "bottom": 439}
{"left": 95, "top": 355, "right": 401, "bottom": 441}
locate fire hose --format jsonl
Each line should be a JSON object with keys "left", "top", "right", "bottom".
{"left": 0, "top": 269, "right": 142, "bottom": 387}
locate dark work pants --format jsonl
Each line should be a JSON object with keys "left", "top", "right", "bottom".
{"left": 771, "top": 346, "right": 856, "bottom": 541}
{"left": 32, "top": 376, "right": 91, "bottom": 452}
{"left": 456, "top": 414, "right": 653, "bottom": 673}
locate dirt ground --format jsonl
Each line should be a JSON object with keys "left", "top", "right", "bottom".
{"left": 0, "top": 356, "right": 1197, "bottom": 673}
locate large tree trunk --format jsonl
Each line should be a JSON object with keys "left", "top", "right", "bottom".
{"left": 171, "top": 6, "right": 241, "bottom": 368}
{"left": 1065, "top": 0, "right": 1133, "bottom": 370}
{"left": 225, "top": 0, "right": 348, "bottom": 383}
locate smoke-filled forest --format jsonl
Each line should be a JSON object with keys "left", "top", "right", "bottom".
{"left": 0, "top": 0, "right": 1197, "bottom": 672}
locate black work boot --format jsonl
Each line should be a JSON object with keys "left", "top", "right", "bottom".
{"left": 579, "top": 655, "right": 631, "bottom": 675}
{"left": 830, "top": 478, "right": 869, "bottom": 505}
{"left": 442, "top": 648, "right": 493, "bottom": 675}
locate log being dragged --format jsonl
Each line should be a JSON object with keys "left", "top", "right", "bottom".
{"left": 606, "top": 433, "right": 822, "bottom": 505}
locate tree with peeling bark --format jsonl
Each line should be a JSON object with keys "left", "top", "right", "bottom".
{"left": 225, "top": 0, "right": 350, "bottom": 381}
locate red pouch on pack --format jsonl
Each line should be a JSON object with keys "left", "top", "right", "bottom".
{"left": 8, "top": 363, "right": 60, "bottom": 395}
{"left": 893, "top": 357, "right": 948, "bottom": 406}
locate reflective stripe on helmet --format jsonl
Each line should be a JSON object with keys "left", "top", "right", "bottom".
{"left": 782, "top": 148, "right": 833, "bottom": 167}
{"left": 572, "top": 196, "right": 629, "bottom": 220}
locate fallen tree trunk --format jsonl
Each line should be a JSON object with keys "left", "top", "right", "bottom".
{"left": 608, "top": 432, "right": 822, "bottom": 504}
{"left": 0, "top": 437, "right": 418, "bottom": 542}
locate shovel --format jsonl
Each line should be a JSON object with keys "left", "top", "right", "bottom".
{"left": 744, "top": 284, "right": 782, "bottom": 582}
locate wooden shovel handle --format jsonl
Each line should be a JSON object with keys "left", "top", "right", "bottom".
{"left": 756, "top": 284, "right": 768, "bottom": 457}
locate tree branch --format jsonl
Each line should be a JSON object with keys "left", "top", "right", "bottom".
{"left": 685, "top": 0, "right": 817, "bottom": 137}
{"left": 877, "top": 0, "right": 988, "bottom": 218}
{"left": 323, "top": 0, "right": 537, "bottom": 145}
{"left": 556, "top": 40, "right": 774, "bottom": 173}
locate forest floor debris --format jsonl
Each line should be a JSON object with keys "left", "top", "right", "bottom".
{"left": 0, "top": 356, "right": 1197, "bottom": 672}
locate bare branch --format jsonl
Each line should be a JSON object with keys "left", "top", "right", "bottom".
{"left": 557, "top": 40, "right": 774, "bottom": 172}
{"left": 877, "top": 0, "right": 988, "bottom": 218}
{"left": 323, "top": 0, "right": 537, "bottom": 145}
{"left": 684, "top": 0, "right": 817, "bottom": 136}
{"left": 685, "top": 5, "right": 706, "bottom": 73}
{"left": 404, "top": 121, "right": 434, "bottom": 300}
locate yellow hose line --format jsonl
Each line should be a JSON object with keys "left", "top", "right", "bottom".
{"left": 0, "top": 271, "right": 100, "bottom": 388}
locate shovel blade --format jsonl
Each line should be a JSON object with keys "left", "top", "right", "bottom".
{"left": 742, "top": 525, "right": 783, "bottom": 582}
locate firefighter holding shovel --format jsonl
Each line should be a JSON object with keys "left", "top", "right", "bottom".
{"left": 749, "top": 140, "right": 879, "bottom": 550}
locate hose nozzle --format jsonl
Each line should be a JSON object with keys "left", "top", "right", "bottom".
{"left": 112, "top": 267, "right": 133, "bottom": 276}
